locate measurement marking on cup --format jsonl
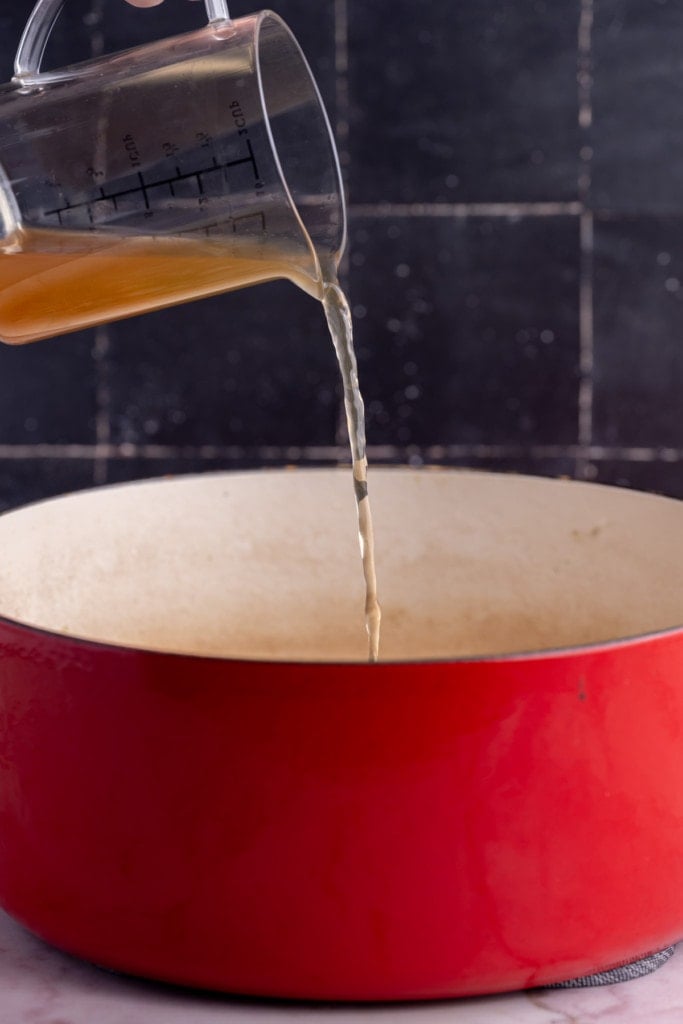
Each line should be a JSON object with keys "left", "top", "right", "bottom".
{"left": 246, "top": 139, "right": 261, "bottom": 187}
{"left": 97, "top": 185, "right": 117, "bottom": 211}
{"left": 138, "top": 172, "right": 150, "bottom": 211}
{"left": 44, "top": 144, "right": 262, "bottom": 223}
{"left": 53, "top": 196, "right": 71, "bottom": 225}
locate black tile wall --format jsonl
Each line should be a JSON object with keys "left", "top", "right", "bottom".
{"left": 349, "top": 214, "right": 580, "bottom": 446}
{"left": 592, "top": 0, "right": 683, "bottom": 212}
{"left": 0, "top": 333, "right": 96, "bottom": 444}
{"left": 450, "top": 455, "right": 578, "bottom": 480}
{"left": 0, "top": 0, "right": 680, "bottom": 512}
{"left": 593, "top": 216, "right": 683, "bottom": 448}
{"left": 106, "top": 282, "right": 340, "bottom": 448}
{"left": 347, "top": 0, "right": 581, "bottom": 204}
{"left": 0, "top": 458, "right": 94, "bottom": 512}
{"left": 104, "top": 451, "right": 340, "bottom": 486}
{"left": 589, "top": 458, "right": 683, "bottom": 500}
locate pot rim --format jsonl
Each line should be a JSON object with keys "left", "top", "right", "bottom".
{"left": 1, "top": 606, "right": 681, "bottom": 669}
{"left": 1, "top": 465, "right": 681, "bottom": 670}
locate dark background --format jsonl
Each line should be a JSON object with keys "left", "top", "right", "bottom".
{"left": 0, "top": 0, "right": 681, "bottom": 509}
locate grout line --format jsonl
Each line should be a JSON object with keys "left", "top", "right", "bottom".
{"left": 350, "top": 202, "right": 675, "bottom": 221}
{"left": 577, "top": 210, "right": 594, "bottom": 449}
{"left": 578, "top": 0, "right": 594, "bottom": 131}
{"left": 0, "top": 444, "right": 681, "bottom": 463}
{"left": 349, "top": 202, "right": 583, "bottom": 219}
{"left": 417, "top": 442, "right": 683, "bottom": 462}
{"left": 333, "top": 0, "right": 350, "bottom": 171}
{"left": 575, "top": 0, "right": 595, "bottom": 479}
{"left": 416, "top": 444, "right": 683, "bottom": 462}
{"left": 83, "top": 0, "right": 105, "bottom": 56}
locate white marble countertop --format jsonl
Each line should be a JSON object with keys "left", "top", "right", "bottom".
{"left": 0, "top": 909, "right": 680, "bottom": 1024}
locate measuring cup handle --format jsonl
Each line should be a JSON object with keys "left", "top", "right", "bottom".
{"left": 14, "top": 0, "right": 231, "bottom": 83}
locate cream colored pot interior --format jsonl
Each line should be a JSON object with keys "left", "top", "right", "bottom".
{"left": 0, "top": 468, "right": 680, "bottom": 662}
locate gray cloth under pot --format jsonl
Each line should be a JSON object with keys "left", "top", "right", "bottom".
{"left": 545, "top": 945, "right": 675, "bottom": 988}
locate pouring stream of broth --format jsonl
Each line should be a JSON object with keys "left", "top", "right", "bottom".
{"left": 320, "top": 262, "right": 381, "bottom": 662}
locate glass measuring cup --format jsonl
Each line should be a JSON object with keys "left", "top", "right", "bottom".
{"left": 0, "top": 0, "right": 345, "bottom": 344}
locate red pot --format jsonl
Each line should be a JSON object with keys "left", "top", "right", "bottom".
{"left": 0, "top": 467, "right": 680, "bottom": 1000}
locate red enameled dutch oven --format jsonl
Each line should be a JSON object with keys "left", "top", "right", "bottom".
{"left": 0, "top": 467, "right": 681, "bottom": 1001}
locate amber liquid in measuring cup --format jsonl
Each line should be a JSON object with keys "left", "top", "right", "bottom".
{"left": 0, "top": 227, "right": 321, "bottom": 345}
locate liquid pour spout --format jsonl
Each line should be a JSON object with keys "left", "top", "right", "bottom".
{"left": 205, "top": 0, "right": 231, "bottom": 22}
